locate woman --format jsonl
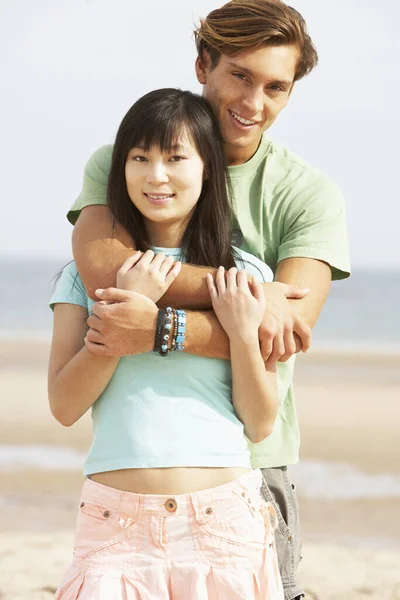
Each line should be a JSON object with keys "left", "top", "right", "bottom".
{"left": 49, "top": 88, "right": 283, "bottom": 599}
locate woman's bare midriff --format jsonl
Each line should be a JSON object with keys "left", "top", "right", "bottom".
{"left": 89, "top": 466, "right": 251, "bottom": 495}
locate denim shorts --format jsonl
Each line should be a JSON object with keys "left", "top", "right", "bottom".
{"left": 261, "top": 467, "right": 303, "bottom": 600}
{"left": 55, "top": 469, "right": 284, "bottom": 599}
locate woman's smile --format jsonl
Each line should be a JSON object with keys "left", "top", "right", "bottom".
{"left": 144, "top": 192, "right": 175, "bottom": 206}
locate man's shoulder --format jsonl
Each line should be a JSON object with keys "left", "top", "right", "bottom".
{"left": 85, "top": 144, "right": 114, "bottom": 176}
{"left": 266, "top": 139, "right": 339, "bottom": 194}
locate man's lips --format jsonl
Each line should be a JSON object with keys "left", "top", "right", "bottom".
{"left": 228, "top": 109, "right": 260, "bottom": 128}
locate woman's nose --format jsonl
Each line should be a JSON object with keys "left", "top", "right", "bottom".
{"left": 146, "top": 164, "right": 169, "bottom": 184}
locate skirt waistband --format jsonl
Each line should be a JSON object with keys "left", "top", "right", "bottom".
{"left": 82, "top": 469, "right": 263, "bottom": 518}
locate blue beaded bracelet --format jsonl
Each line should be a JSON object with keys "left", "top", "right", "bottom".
{"left": 174, "top": 309, "right": 186, "bottom": 351}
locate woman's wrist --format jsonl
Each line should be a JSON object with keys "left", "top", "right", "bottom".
{"left": 228, "top": 330, "right": 260, "bottom": 352}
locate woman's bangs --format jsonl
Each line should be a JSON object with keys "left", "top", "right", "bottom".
{"left": 131, "top": 111, "right": 195, "bottom": 154}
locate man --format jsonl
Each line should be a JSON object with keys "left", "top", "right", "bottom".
{"left": 68, "top": 1, "right": 350, "bottom": 598}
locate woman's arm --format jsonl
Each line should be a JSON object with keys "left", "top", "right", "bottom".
{"left": 207, "top": 268, "right": 278, "bottom": 443}
{"left": 48, "top": 303, "right": 120, "bottom": 426}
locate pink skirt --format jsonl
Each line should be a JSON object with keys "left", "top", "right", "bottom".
{"left": 55, "top": 469, "right": 283, "bottom": 599}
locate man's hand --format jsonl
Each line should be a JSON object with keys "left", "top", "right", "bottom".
{"left": 259, "top": 282, "right": 311, "bottom": 364}
{"left": 85, "top": 288, "right": 158, "bottom": 356}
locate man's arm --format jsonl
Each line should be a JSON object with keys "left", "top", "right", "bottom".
{"left": 73, "top": 206, "right": 215, "bottom": 308}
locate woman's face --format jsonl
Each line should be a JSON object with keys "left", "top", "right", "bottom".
{"left": 125, "top": 133, "right": 205, "bottom": 238}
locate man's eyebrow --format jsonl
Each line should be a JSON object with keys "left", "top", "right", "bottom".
{"left": 226, "top": 60, "right": 293, "bottom": 87}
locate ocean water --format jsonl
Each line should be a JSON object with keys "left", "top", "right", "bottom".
{"left": 1, "top": 257, "right": 399, "bottom": 348}
{"left": 1, "top": 444, "right": 399, "bottom": 500}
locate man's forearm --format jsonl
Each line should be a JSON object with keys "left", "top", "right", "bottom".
{"left": 184, "top": 310, "right": 230, "bottom": 360}
{"left": 73, "top": 206, "right": 216, "bottom": 307}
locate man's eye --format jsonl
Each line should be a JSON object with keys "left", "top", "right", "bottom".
{"left": 233, "top": 72, "right": 246, "bottom": 81}
{"left": 269, "top": 85, "right": 284, "bottom": 92}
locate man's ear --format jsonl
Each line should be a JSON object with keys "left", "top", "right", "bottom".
{"left": 195, "top": 51, "right": 211, "bottom": 85}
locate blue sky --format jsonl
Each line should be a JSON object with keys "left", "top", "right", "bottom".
{"left": 1, "top": 0, "right": 399, "bottom": 267}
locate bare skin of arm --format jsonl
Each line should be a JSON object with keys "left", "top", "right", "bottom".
{"left": 73, "top": 206, "right": 214, "bottom": 308}
{"left": 48, "top": 303, "right": 120, "bottom": 426}
{"left": 75, "top": 206, "right": 331, "bottom": 360}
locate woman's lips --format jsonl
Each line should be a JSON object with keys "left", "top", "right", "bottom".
{"left": 144, "top": 193, "right": 174, "bottom": 206}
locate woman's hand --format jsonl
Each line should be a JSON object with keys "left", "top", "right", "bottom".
{"left": 207, "top": 267, "right": 266, "bottom": 343}
{"left": 116, "top": 250, "right": 181, "bottom": 303}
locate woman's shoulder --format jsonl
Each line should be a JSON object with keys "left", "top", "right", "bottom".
{"left": 232, "top": 247, "right": 273, "bottom": 283}
{"left": 49, "top": 261, "right": 89, "bottom": 310}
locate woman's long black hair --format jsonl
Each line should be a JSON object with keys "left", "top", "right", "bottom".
{"left": 108, "top": 88, "right": 235, "bottom": 269}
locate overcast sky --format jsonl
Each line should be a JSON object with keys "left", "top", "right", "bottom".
{"left": 1, "top": 0, "right": 399, "bottom": 267}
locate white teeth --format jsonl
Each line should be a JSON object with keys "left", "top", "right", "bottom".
{"left": 230, "top": 110, "right": 256, "bottom": 126}
{"left": 146, "top": 194, "right": 172, "bottom": 199}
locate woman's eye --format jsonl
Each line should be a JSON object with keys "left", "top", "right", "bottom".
{"left": 132, "top": 155, "right": 147, "bottom": 162}
{"left": 169, "top": 155, "right": 185, "bottom": 162}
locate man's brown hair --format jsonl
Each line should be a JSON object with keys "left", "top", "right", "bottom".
{"left": 194, "top": 0, "right": 318, "bottom": 82}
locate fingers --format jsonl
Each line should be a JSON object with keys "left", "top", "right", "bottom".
{"left": 85, "top": 326, "right": 104, "bottom": 344}
{"left": 206, "top": 273, "right": 218, "bottom": 302}
{"left": 95, "top": 287, "right": 133, "bottom": 303}
{"left": 260, "top": 333, "right": 273, "bottom": 363}
{"left": 281, "top": 283, "right": 310, "bottom": 299}
{"left": 226, "top": 267, "right": 238, "bottom": 293}
{"left": 150, "top": 252, "right": 167, "bottom": 272}
{"left": 87, "top": 313, "right": 103, "bottom": 330}
{"left": 295, "top": 319, "right": 312, "bottom": 352}
{"left": 159, "top": 254, "right": 175, "bottom": 277}
{"left": 215, "top": 266, "right": 226, "bottom": 294}
{"left": 279, "top": 328, "right": 297, "bottom": 362}
{"left": 85, "top": 338, "right": 109, "bottom": 356}
{"left": 118, "top": 251, "right": 143, "bottom": 275}
{"left": 236, "top": 269, "right": 249, "bottom": 291}
{"left": 268, "top": 329, "right": 285, "bottom": 363}
{"left": 251, "top": 277, "right": 264, "bottom": 301}
{"left": 165, "top": 261, "right": 182, "bottom": 287}
{"left": 137, "top": 249, "right": 155, "bottom": 268}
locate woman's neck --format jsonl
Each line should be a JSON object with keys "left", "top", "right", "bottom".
{"left": 145, "top": 220, "right": 187, "bottom": 248}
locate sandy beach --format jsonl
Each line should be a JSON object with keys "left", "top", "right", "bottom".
{"left": 1, "top": 339, "right": 399, "bottom": 599}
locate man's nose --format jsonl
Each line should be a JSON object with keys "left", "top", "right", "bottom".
{"left": 242, "top": 88, "right": 264, "bottom": 115}
{"left": 146, "top": 164, "right": 169, "bottom": 185}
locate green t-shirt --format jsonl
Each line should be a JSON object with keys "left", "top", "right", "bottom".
{"left": 67, "top": 136, "right": 351, "bottom": 468}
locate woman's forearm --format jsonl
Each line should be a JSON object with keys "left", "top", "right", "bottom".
{"left": 230, "top": 335, "right": 278, "bottom": 443}
{"left": 48, "top": 347, "right": 119, "bottom": 426}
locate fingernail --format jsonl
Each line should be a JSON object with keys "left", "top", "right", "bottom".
{"left": 95, "top": 288, "right": 104, "bottom": 295}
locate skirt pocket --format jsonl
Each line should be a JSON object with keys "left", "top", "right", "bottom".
{"left": 191, "top": 491, "right": 267, "bottom": 567}
{"left": 74, "top": 500, "right": 140, "bottom": 562}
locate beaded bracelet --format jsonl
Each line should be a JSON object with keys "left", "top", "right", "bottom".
{"left": 159, "top": 307, "right": 173, "bottom": 356}
{"left": 154, "top": 307, "right": 186, "bottom": 356}
{"left": 174, "top": 309, "right": 186, "bottom": 352}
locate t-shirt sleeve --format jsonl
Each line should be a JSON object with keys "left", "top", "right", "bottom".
{"left": 67, "top": 145, "right": 114, "bottom": 225}
{"left": 233, "top": 247, "right": 273, "bottom": 283}
{"left": 278, "top": 176, "right": 351, "bottom": 281}
{"left": 49, "top": 262, "right": 89, "bottom": 311}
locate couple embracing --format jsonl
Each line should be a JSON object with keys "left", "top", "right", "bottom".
{"left": 49, "top": 1, "right": 350, "bottom": 598}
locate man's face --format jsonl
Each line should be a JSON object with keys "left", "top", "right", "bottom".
{"left": 195, "top": 44, "right": 298, "bottom": 165}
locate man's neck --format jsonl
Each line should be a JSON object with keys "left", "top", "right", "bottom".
{"left": 225, "top": 137, "right": 262, "bottom": 166}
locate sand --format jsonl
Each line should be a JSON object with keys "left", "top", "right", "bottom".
{"left": 1, "top": 339, "right": 399, "bottom": 599}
